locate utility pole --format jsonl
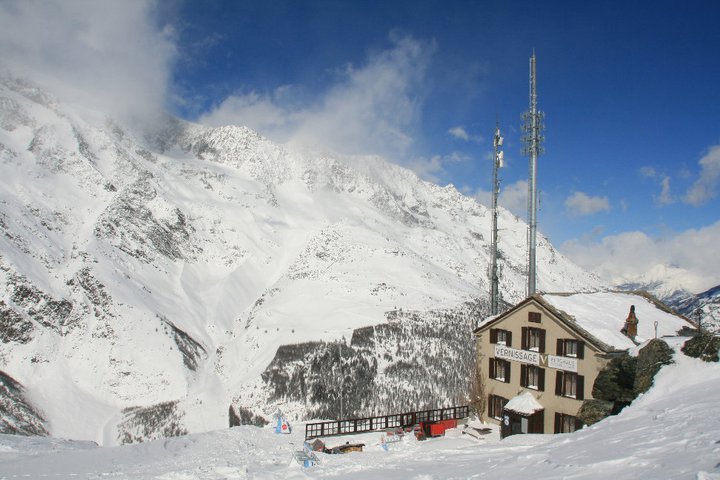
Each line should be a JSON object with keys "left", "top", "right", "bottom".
{"left": 521, "top": 52, "right": 544, "bottom": 296}
{"left": 490, "top": 122, "right": 504, "bottom": 315}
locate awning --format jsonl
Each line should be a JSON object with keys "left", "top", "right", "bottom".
{"left": 504, "top": 392, "right": 544, "bottom": 416}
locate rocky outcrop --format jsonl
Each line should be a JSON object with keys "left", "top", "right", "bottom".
{"left": 681, "top": 332, "right": 720, "bottom": 362}
{"left": 228, "top": 405, "right": 268, "bottom": 428}
{"left": 0, "top": 371, "right": 48, "bottom": 436}
{"left": 591, "top": 355, "right": 637, "bottom": 407}
{"left": 634, "top": 339, "right": 674, "bottom": 394}
{"left": 577, "top": 399, "right": 614, "bottom": 426}
{"left": 586, "top": 339, "right": 674, "bottom": 426}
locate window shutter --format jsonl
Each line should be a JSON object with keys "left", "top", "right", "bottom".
{"left": 539, "top": 329, "right": 546, "bottom": 353}
{"left": 506, "top": 331, "right": 512, "bottom": 347}
{"left": 577, "top": 341, "right": 585, "bottom": 359}
{"left": 554, "top": 412, "right": 562, "bottom": 434}
{"left": 520, "top": 364, "right": 527, "bottom": 387}
{"left": 490, "top": 329, "right": 498, "bottom": 343}
{"left": 504, "top": 360, "right": 512, "bottom": 383}
{"left": 521, "top": 327, "right": 528, "bottom": 350}
{"left": 555, "top": 371, "right": 564, "bottom": 396}
{"left": 538, "top": 368, "right": 545, "bottom": 392}
{"left": 556, "top": 339, "right": 564, "bottom": 356}
{"left": 576, "top": 375, "right": 585, "bottom": 400}
{"left": 489, "top": 358, "right": 496, "bottom": 379}
{"left": 488, "top": 394, "right": 495, "bottom": 417}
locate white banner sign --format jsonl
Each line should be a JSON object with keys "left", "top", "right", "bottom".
{"left": 494, "top": 345, "right": 539, "bottom": 365}
{"left": 494, "top": 345, "right": 578, "bottom": 372}
{"left": 547, "top": 355, "right": 578, "bottom": 373}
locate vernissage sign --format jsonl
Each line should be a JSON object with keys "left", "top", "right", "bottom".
{"left": 494, "top": 345, "right": 578, "bottom": 372}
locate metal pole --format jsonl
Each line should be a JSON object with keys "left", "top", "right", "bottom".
{"left": 490, "top": 123, "right": 503, "bottom": 314}
{"left": 522, "top": 52, "right": 544, "bottom": 296}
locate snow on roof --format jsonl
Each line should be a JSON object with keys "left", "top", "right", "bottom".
{"left": 504, "top": 392, "right": 544, "bottom": 416}
{"left": 541, "top": 291, "right": 690, "bottom": 351}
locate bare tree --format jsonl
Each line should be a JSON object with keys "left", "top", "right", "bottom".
{"left": 468, "top": 355, "right": 486, "bottom": 421}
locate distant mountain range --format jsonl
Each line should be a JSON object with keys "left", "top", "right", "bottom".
{"left": 614, "top": 264, "right": 719, "bottom": 332}
{"left": 1, "top": 71, "right": 706, "bottom": 447}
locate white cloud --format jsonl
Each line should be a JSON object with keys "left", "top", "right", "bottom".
{"left": 0, "top": 0, "right": 176, "bottom": 122}
{"left": 500, "top": 180, "right": 529, "bottom": 217}
{"left": 640, "top": 166, "right": 675, "bottom": 206}
{"left": 199, "top": 33, "right": 435, "bottom": 160}
{"left": 448, "top": 126, "right": 484, "bottom": 143}
{"left": 407, "top": 152, "right": 468, "bottom": 183}
{"left": 564, "top": 191, "right": 610, "bottom": 216}
{"left": 475, "top": 180, "right": 528, "bottom": 218}
{"left": 639, "top": 166, "right": 657, "bottom": 178}
{"left": 684, "top": 144, "right": 720, "bottom": 206}
{"left": 658, "top": 176, "right": 674, "bottom": 205}
{"left": 448, "top": 126, "right": 470, "bottom": 141}
{"left": 561, "top": 220, "right": 720, "bottom": 293}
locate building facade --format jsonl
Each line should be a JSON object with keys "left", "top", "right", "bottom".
{"left": 473, "top": 292, "right": 692, "bottom": 436}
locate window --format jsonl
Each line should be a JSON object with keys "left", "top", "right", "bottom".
{"left": 555, "top": 371, "right": 585, "bottom": 400}
{"left": 488, "top": 394, "right": 508, "bottom": 420}
{"left": 528, "top": 311, "right": 542, "bottom": 323}
{"left": 521, "top": 327, "right": 546, "bottom": 353}
{"left": 490, "top": 328, "right": 512, "bottom": 346}
{"left": 489, "top": 357, "right": 511, "bottom": 383}
{"left": 521, "top": 364, "right": 546, "bottom": 391}
{"left": 555, "top": 413, "right": 583, "bottom": 433}
{"left": 556, "top": 339, "right": 585, "bottom": 359}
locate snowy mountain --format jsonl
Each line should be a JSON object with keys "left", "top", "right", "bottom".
{"left": 614, "top": 264, "right": 696, "bottom": 305}
{"left": 667, "top": 284, "right": 720, "bottom": 333}
{"left": 0, "top": 73, "right": 604, "bottom": 445}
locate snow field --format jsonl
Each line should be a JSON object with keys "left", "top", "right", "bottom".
{"left": 1, "top": 344, "right": 719, "bottom": 479}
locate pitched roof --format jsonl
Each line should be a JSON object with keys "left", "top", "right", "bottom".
{"left": 504, "top": 392, "right": 544, "bottom": 416}
{"left": 475, "top": 291, "right": 693, "bottom": 353}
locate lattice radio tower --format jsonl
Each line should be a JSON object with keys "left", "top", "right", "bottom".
{"left": 490, "top": 121, "right": 504, "bottom": 315}
{"left": 521, "top": 52, "right": 544, "bottom": 296}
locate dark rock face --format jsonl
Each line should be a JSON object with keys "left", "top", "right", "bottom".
{"left": 681, "top": 332, "right": 720, "bottom": 362}
{"left": 634, "top": 339, "right": 674, "bottom": 394}
{"left": 4, "top": 270, "right": 74, "bottom": 335}
{"left": 0, "top": 371, "right": 48, "bottom": 436}
{"left": 577, "top": 399, "right": 614, "bottom": 426}
{"left": 0, "top": 301, "right": 33, "bottom": 343}
{"left": 592, "top": 355, "right": 638, "bottom": 405}
{"left": 117, "top": 401, "right": 188, "bottom": 445}
{"left": 588, "top": 339, "right": 674, "bottom": 425}
{"left": 94, "top": 175, "right": 199, "bottom": 263}
{"left": 160, "top": 317, "right": 207, "bottom": 371}
{"left": 228, "top": 405, "right": 268, "bottom": 427}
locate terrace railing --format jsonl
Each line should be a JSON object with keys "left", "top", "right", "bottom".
{"left": 304, "top": 405, "right": 469, "bottom": 440}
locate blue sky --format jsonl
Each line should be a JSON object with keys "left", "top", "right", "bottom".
{"left": 1, "top": 0, "right": 719, "bottom": 291}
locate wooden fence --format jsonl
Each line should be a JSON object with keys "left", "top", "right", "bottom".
{"left": 304, "top": 405, "right": 469, "bottom": 440}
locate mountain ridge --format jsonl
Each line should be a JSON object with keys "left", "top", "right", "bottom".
{"left": 0, "top": 73, "right": 605, "bottom": 445}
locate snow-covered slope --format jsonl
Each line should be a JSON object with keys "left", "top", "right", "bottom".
{"left": 0, "top": 338, "right": 717, "bottom": 479}
{"left": 0, "top": 73, "right": 604, "bottom": 445}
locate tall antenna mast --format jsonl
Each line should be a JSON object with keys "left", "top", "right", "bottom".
{"left": 521, "top": 52, "right": 544, "bottom": 296}
{"left": 490, "top": 121, "right": 504, "bottom": 315}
